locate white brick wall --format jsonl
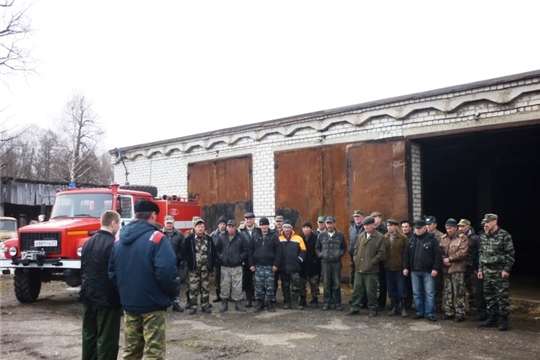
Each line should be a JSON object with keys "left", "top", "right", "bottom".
{"left": 113, "top": 79, "right": 540, "bottom": 218}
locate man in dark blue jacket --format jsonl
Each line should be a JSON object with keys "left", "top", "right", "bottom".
{"left": 109, "top": 200, "right": 178, "bottom": 360}
{"left": 79, "top": 210, "right": 121, "bottom": 360}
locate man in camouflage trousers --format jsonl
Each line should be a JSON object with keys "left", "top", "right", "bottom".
{"left": 109, "top": 200, "right": 178, "bottom": 360}
{"left": 478, "top": 213, "right": 515, "bottom": 331}
{"left": 440, "top": 219, "right": 469, "bottom": 322}
{"left": 249, "top": 217, "right": 282, "bottom": 312}
{"left": 458, "top": 218, "right": 480, "bottom": 316}
{"left": 211, "top": 215, "right": 227, "bottom": 303}
{"left": 182, "top": 218, "right": 216, "bottom": 315}
{"left": 278, "top": 220, "right": 307, "bottom": 310}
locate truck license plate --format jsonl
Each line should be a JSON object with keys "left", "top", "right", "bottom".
{"left": 34, "top": 240, "right": 58, "bottom": 247}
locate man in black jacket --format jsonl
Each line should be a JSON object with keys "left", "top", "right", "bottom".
{"left": 249, "top": 217, "right": 282, "bottom": 312}
{"left": 238, "top": 212, "right": 261, "bottom": 307}
{"left": 162, "top": 215, "right": 185, "bottom": 312}
{"left": 403, "top": 220, "right": 442, "bottom": 322}
{"left": 216, "top": 220, "right": 248, "bottom": 313}
{"left": 300, "top": 222, "right": 321, "bottom": 308}
{"left": 78, "top": 210, "right": 122, "bottom": 360}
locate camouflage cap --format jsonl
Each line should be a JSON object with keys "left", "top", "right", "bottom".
{"left": 275, "top": 215, "right": 284, "bottom": 222}
{"left": 192, "top": 216, "right": 203, "bottom": 226}
{"left": 482, "top": 213, "right": 498, "bottom": 222}
{"left": 457, "top": 219, "right": 471, "bottom": 226}
{"left": 352, "top": 210, "right": 363, "bottom": 217}
{"left": 317, "top": 215, "right": 326, "bottom": 223}
{"left": 425, "top": 215, "right": 437, "bottom": 224}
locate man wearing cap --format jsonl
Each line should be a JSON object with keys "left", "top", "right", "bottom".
{"left": 109, "top": 200, "right": 178, "bottom": 359}
{"left": 161, "top": 215, "right": 185, "bottom": 313}
{"left": 348, "top": 211, "right": 365, "bottom": 296}
{"left": 458, "top": 218, "right": 480, "bottom": 317}
{"left": 347, "top": 216, "right": 386, "bottom": 317}
{"left": 426, "top": 215, "right": 444, "bottom": 313}
{"left": 475, "top": 220, "right": 489, "bottom": 321}
{"left": 210, "top": 215, "right": 227, "bottom": 303}
{"left": 299, "top": 221, "right": 321, "bottom": 308}
{"left": 182, "top": 216, "right": 203, "bottom": 308}
{"left": 278, "top": 220, "right": 307, "bottom": 310}
{"left": 273, "top": 215, "right": 285, "bottom": 300}
{"left": 478, "top": 214, "right": 515, "bottom": 331}
{"left": 440, "top": 218, "right": 469, "bottom": 322}
{"left": 249, "top": 217, "right": 282, "bottom": 312}
{"left": 182, "top": 218, "right": 216, "bottom": 315}
{"left": 384, "top": 219, "right": 409, "bottom": 317}
{"left": 371, "top": 211, "right": 388, "bottom": 311}
{"left": 216, "top": 220, "right": 248, "bottom": 313}
{"left": 402, "top": 220, "right": 441, "bottom": 322}
{"left": 274, "top": 215, "right": 285, "bottom": 235}
{"left": 315, "top": 216, "right": 347, "bottom": 311}
{"left": 315, "top": 216, "right": 327, "bottom": 236}
{"left": 239, "top": 212, "right": 261, "bottom": 307}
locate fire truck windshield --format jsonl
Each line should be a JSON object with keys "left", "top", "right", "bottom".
{"left": 50, "top": 193, "right": 114, "bottom": 219}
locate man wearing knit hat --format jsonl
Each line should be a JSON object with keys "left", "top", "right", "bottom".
{"left": 278, "top": 220, "right": 307, "bottom": 310}
{"left": 249, "top": 217, "right": 282, "bottom": 312}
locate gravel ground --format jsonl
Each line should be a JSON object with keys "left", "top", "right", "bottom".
{"left": 1, "top": 274, "right": 539, "bottom": 360}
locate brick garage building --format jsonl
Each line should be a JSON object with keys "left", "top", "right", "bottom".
{"left": 112, "top": 70, "right": 540, "bottom": 278}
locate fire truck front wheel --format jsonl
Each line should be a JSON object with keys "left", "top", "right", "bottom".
{"left": 14, "top": 268, "right": 42, "bottom": 303}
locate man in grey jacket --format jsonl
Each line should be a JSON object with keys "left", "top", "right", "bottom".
{"left": 316, "top": 216, "right": 347, "bottom": 311}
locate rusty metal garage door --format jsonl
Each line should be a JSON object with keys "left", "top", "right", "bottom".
{"left": 188, "top": 156, "right": 253, "bottom": 230}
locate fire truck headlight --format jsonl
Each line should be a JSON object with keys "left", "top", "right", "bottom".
{"left": 77, "top": 247, "right": 83, "bottom": 257}
{"left": 9, "top": 247, "right": 18, "bottom": 257}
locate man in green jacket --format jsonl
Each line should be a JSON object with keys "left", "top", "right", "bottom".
{"left": 346, "top": 216, "right": 386, "bottom": 317}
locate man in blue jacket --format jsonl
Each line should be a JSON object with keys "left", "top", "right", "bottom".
{"left": 109, "top": 200, "right": 179, "bottom": 360}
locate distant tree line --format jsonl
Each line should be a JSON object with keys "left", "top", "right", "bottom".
{"left": 1, "top": 93, "right": 113, "bottom": 185}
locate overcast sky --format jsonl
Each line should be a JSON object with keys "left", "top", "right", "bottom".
{"left": 2, "top": 1, "right": 539, "bottom": 151}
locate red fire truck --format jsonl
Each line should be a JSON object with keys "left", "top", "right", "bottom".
{"left": 0, "top": 183, "right": 201, "bottom": 303}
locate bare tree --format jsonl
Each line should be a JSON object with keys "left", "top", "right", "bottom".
{"left": 0, "top": 0, "right": 34, "bottom": 81}
{"left": 56, "top": 93, "right": 105, "bottom": 183}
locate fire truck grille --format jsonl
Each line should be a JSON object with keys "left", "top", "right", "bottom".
{"left": 20, "top": 232, "right": 62, "bottom": 254}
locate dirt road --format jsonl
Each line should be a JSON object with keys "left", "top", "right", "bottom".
{"left": 1, "top": 274, "right": 539, "bottom": 360}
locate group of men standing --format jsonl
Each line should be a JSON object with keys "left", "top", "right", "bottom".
{"left": 77, "top": 200, "right": 516, "bottom": 360}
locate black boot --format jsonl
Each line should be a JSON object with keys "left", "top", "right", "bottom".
{"left": 283, "top": 294, "right": 291, "bottom": 309}
{"left": 401, "top": 300, "right": 409, "bottom": 318}
{"left": 235, "top": 300, "right": 246, "bottom": 312}
{"left": 311, "top": 297, "right": 318, "bottom": 308}
{"left": 291, "top": 296, "right": 304, "bottom": 310}
{"left": 479, "top": 314, "right": 498, "bottom": 327}
{"left": 219, "top": 299, "right": 228, "bottom": 313}
{"left": 213, "top": 289, "right": 222, "bottom": 303}
{"left": 245, "top": 292, "right": 253, "bottom": 308}
{"left": 298, "top": 295, "right": 307, "bottom": 307}
{"left": 499, "top": 316, "right": 509, "bottom": 331}
{"left": 267, "top": 300, "right": 276, "bottom": 312}
{"left": 185, "top": 291, "right": 191, "bottom": 310}
{"left": 254, "top": 299, "right": 265, "bottom": 313}
{"left": 172, "top": 301, "right": 184, "bottom": 313}
{"left": 387, "top": 300, "right": 398, "bottom": 316}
